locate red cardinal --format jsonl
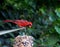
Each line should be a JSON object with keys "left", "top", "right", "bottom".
{"left": 3, "top": 20, "right": 32, "bottom": 28}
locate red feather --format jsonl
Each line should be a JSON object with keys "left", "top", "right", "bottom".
{"left": 3, "top": 20, "right": 32, "bottom": 27}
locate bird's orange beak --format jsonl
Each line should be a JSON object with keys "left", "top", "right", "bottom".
{"left": 29, "top": 26, "right": 32, "bottom": 28}
{"left": 28, "top": 22, "right": 32, "bottom": 28}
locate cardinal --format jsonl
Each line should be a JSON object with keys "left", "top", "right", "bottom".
{"left": 3, "top": 20, "right": 32, "bottom": 28}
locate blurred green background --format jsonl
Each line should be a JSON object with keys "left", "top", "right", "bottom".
{"left": 0, "top": 0, "right": 60, "bottom": 47}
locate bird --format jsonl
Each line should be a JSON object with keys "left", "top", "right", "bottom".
{"left": 3, "top": 20, "right": 32, "bottom": 28}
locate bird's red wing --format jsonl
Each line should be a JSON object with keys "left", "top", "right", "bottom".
{"left": 13, "top": 20, "right": 29, "bottom": 27}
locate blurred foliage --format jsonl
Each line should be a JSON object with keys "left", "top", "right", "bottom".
{"left": 0, "top": 0, "right": 60, "bottom": 47}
